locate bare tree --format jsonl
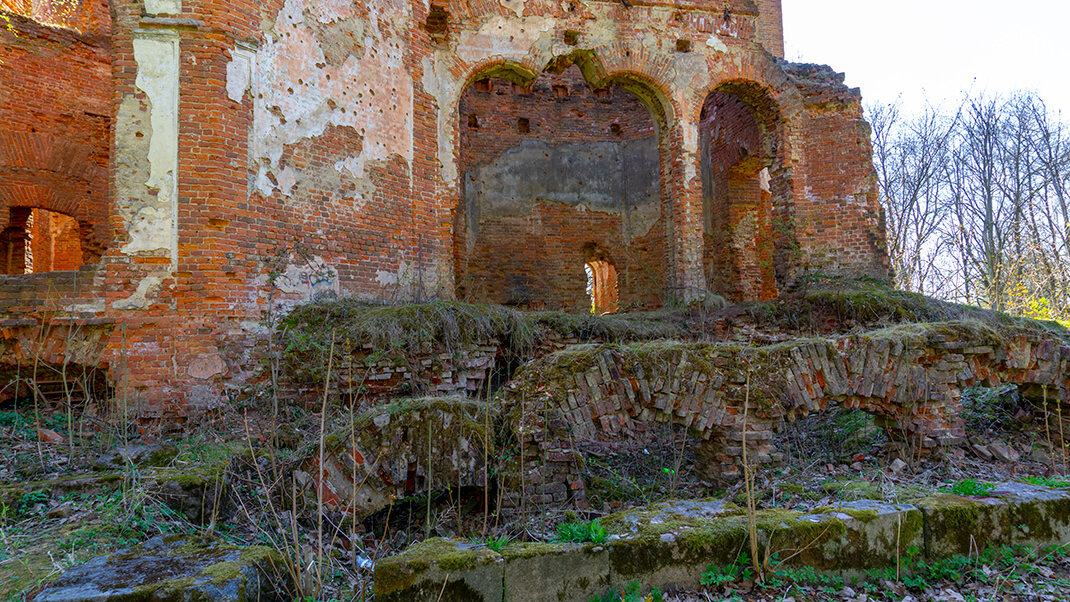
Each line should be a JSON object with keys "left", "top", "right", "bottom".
{"left": 869, "top": 101, "right": 958, "bottom": 295}
{"left": 871, "top": 92, "right": 1069, "bottom": 322}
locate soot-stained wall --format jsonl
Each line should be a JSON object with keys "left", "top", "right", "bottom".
{"left": 457, "top": 66, "right": 665, "bottom": 311}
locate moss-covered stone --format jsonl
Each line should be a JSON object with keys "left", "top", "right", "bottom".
{"left": 32, "top": 535, "right": 283, "bottom": 602}
{"left": 501, "top": 542, "right": 610, "bottom": 602}
{"left": 374, "top": 538, "right": 504, "bottom": 602}
{"left": 917, "top": 482, "right": 1070, "bottom": 558}
{"left": 599, "top": 498, "right": 924, "bottom": 590}
{"left": 373, "top": 485, "right": 1070, "bottom": 599}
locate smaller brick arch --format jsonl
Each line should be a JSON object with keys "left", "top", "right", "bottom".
{"left": 584, "top": 244, "right": 620, "bottom": 315}
{"left": 501, "top": 321, "right": 1070, "bottom": 491}
{"left": 0, "top": 132, "right": 109, "bottom": 268}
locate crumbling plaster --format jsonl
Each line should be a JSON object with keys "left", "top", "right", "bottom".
{"left": 117, "top": 32, "right": 180, "bottom": 268}
{"left": 245, "top": 0, "right": 414, "bottom": 201}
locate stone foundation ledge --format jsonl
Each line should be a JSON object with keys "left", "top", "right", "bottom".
{"left": 375, "top": 483, "right": 1070, "bottom": 601}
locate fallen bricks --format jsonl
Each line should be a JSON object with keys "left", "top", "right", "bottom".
{"left": 302, "top": 321, "right": 1068, "bottom": 517}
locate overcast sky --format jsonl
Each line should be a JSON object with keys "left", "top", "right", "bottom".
{"left": 782, "top": 1, "right": 1070, "bottom": 117}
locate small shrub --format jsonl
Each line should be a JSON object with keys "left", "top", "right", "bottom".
{"left": 17, "top": 491, "right": 48, "bottom": 515}
{"left": 701, "top": 554, "right": 754, "bottom": 586}
{"left": 478, "top": 534, "right": 510, "bottom": 552}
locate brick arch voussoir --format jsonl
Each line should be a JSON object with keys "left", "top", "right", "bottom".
{"left": 455, "top": 57, "right": 541, "bottom": 102}
{"left": 699, "top": 53, "right": 804, "bottom": 158}
{"left": 0, "top": 182, "right": 86, "bottom": 221}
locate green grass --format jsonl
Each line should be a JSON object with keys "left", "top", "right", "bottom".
{"left": 474, "top": 534, "right": 510, "bottom": 552}
{"left": 1024, "top": 475, "right": 1070, "bottom": 488}
{"left": 553, "top": 518, "right": 608, "bottom": 544}
{"left": 944, "top": 479, "right": 996, "bottom": 497}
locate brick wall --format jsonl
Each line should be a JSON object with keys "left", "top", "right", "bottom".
{"left": 0, "top": 11, "right": 110, "bottom": 260}
{"left": 785, "top": 63, "right": 890, "bottom": 279}
{"left": 754, "top": 0, "right": 784, "bottom": 57}
{"left": 457, "top": 66, "right": 666, "bottom": 310}
{"left": 0, "top": 0, "right": 889, "bottom": 412}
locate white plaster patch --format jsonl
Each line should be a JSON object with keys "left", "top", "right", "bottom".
{"left": 113, "top": 274, "right": 166, "bottom": 310}
{"left": 226, "top": 47, "right": 257, "bottom": 103}
{"left": 334, "top": 155, "right": 365, "bottom": 179}
{"left": 423, "top": 53, "right": 462, "bottom": 185}
{"left": 274, "top": 255, "right": 340, "bottom": 299}
{"left": 375, "top": 265, "right": 400, "bottom": 287}
{"left": 455, "top": 15, "right": 554, "bottom": 65}
{"left": 276, "top": 166, "right": 298, "bottom": 197}
{"left": 126, "top": 33, "right": 180, "bottom": 267}
{"left": 759, "top": 167, "right": 771, "bottom": 193}
{"left": 308, "top": 0, "right": 360, "bottom": 23}
{"left": 497, "top": 0, "right": 526, "bottom": 17}
{"left": 145, "top": 0, "right": 181, "bottom": 15}
{"left": 188, "top": 352, "right": 226, "bottom": 379}
{"left": 706, "top": 36, "right": 728, "bottom": 53}
{"left": 251, "top": 0, "right": 414, "bottom": 199}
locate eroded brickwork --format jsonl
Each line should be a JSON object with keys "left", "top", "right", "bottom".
{"left": 456, "top": 66, "right": 664, "bottom": 310}
{"left": 501, "top": 322, "right": 1070, "bottom": 497}
{"left": 0, "top": 0, "right": 888, "bottom": 410}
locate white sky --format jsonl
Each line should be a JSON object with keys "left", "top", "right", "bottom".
{"left": 782, "top": 1, "right": 1070, "bottom": 117}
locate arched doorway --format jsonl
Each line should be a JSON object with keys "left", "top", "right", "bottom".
{"left": 0, "top": 207, "right": 85, "bottom": 274}
{"left": 0, "top": 0, "right": 112, "bottom": 275}
{"left": 699, "top": 82, "right": 785, "bottom": 302}
{"left": 453, "top": 61, "right": 668, "bottom": 312}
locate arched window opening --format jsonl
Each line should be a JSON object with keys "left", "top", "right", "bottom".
{"left": 0, "top": 207, "right": 83, "bottom": 274}
{"left": 454, "top": 64, "right": 666, "bottom": 311}
{"left": 585, "top": 259, "right": 619, "bottom": 315}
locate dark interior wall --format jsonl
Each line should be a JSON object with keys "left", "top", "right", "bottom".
{"left": 456, "top": 66, "right": 665, "bottom": 311}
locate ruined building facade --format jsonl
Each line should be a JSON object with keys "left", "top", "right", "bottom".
{"left": 0, "top": 0, "right": 888, "bottom": 411}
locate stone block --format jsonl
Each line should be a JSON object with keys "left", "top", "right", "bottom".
{"left": 33, "top": 536, "right": 282, "bottom": 602}
{"left": 918, "top": 483, "right": 1070, "bottom": 558}
{"left": 503, "top": 543, "right": 610, "bottom": 602}
{"left": 375, "top": 538, "right": 504, "bottom": 602}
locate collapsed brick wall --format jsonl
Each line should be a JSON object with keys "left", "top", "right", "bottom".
{"left": 501, "top": 322, "right": 1070, "bottom": 501}
{"left": 784, "top": 63, "right": 889, "bottom": 279}
{"left": 301, "top": 398, "right": 494, "bottom": 517}
{"left": 456, "top": 66, "right": 665, "bottom": 311}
